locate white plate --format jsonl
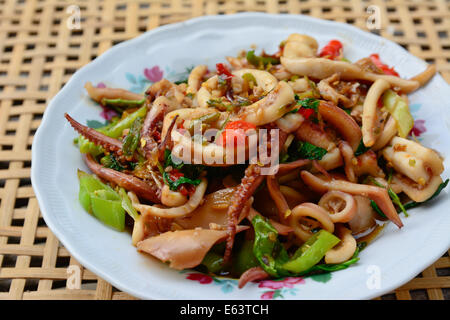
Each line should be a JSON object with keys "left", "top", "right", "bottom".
{"left": 32, "top": 13, "right": 450, "bottom": 300}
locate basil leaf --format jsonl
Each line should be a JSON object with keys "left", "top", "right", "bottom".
{"left": 100, "top": 154, "right": 126, "bottom": 172}
{"left": 295, "top": 97, "right": 319, "bottom": 112}
{"left": 86, "top": 119, "right": 109, "bottom": 129}
{"left": 164, "top": 149, "right": 184, "bottom": 170}
{"left": 162, "top": 172, "right": 201, "bottom": 192}
{"left": 287, "top": 141, "right": 327, "bottom": 161}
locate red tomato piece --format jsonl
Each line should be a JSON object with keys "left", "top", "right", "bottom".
{"left": 298, "top": 108, "right": 315, "bottom": 120}
{"left": 216, "top": 63, "right": 234, "bottom": 78}
{"left": 319, "top": 40, "right": 343, "bottom": 60}
{"left": 216, "top": 120, "right": 257, "bottom": 147}
{"left": 369, "top": 54, "right": 399, "bottom": 77}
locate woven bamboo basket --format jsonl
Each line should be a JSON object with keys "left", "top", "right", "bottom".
{"left": 0, "top": 0, "right": 449, "bottom": 300}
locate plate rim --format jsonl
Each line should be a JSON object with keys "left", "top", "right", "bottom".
{"left": 31, "top": 12, "right": 450, "bottom": 300}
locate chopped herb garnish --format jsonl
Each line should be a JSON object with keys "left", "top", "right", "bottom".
{"left": 296, "top": 97, "right": 319, "bottom": 111}
{"left": 162, "top": 172, "right": 201, "bottom": 192}
{"left": 370, "top": 200, "right": 387, "bottom": 218}
{"left": 286, "top": 140, "right": 327, "bottom": 161}
{"left": 207, "top": 99, "right": 231, "bottom": 111}
{"left": 246, "top": 50, "right": 280, "bottom": 69}
{"left": 174, "top": 66, "right": 194, "bottom": 85}
{"left": 100, "top": 154, "right": 126, "bottom": 172}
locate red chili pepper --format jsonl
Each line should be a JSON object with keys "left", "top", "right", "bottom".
{"left": 369, "top": 54, "right": 399, "bottom": 76}
{"left": 216, "top": 63, "right": 234, "bottom": 78}
{"left": 298, "top": 108, "right": 315, "bottom": 120}
{"left": 319, "top": 40, "right": 343, "bottom": 60}
{"left": 216, "top": 120, "right": 257, "bottom": 147}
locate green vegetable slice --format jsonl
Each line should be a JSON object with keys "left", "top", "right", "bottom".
{"left": 382, "top": 89, "right": 414, "bottom": 138}
{"left": 101, "top": 97, "right": 145, "bottom": 112}
{"left": 246, "top": 50, "right": 280, "bottom": 69}
{"left": 251, "top": 215, "right": 290, "bottom": 277}
{"left": 282, "top": 230, "right": 340, "bottom": 273}
{"left": 104, "top": 106, "right": 147, "bottom": 139}
{"left": 77, "top": 170, "right": 125, "bottom": 231}
{"left": 90, "top": 195, "right": 125, "bottom": 231}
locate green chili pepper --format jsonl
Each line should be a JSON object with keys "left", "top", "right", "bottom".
{"left": 101, "top": 97, "right": 145, "bottom": 112}
{"left": 118, "top": 187, "right": 139, "bottom": 221}
{"left": 282, "top": 230, "right": 340, "bottom": 273}
{"left": 77, "top": 170, "right": 125, "bottom": 231}
{"left": 201, "top": 252, "right": 225, "bottom": 274}
{"left": 251, "top": 215, "right": 290, "bottom": 277}
{"left": 122, "top": 116, "right": 143, "bottom": 156}
{"left": 234, "top": 240, "right": 260, "bottom": 276}
{"left": 104, "top": 106, "right": 147, "bottom": 139}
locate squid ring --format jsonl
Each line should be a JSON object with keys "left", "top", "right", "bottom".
{"left": 289, "top": 203, "right": 334, "bottom": 242}
{"left": 324, "top": 225, "right": 357, "bottom": 264}
{"left": 362, "top": 79, "right": 390, "bottom": 147}
{"left": 318, "top": 191, "right": 357, "bottom": 223}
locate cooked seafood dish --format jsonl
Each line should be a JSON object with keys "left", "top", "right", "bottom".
{"left": 65, "top": 33, "right": 447, "bottom": 288}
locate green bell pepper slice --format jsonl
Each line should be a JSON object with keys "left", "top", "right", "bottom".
{"left": 104, "top": 106, "right": 147, "bottom": 139}
{"left": 282, "top": 230, "right": 340, "bottom": 273}
{"left": 77, "top": 170, "right": 125, "bottom": 231}
{"left": 90, "top": 193, "right": 125, "bottom": 231}
{"left": 101, "top": 97, "right": 145, "bottom": 112}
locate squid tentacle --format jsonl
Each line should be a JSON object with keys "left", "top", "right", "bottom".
{"left": 84, "top": 153, "right": 161, "bottom": 203}
{"left": 224, "top": 164, "right": 264, "bottom": 264}
{"left": 65, "top": 113, "right": 123, "bottom": 154}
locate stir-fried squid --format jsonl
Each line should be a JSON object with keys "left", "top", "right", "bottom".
{"left": 66, "top": 33, "right": 446, "bottom": 289}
